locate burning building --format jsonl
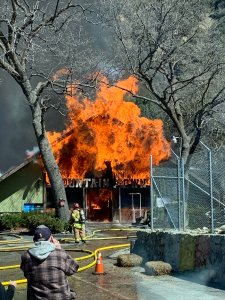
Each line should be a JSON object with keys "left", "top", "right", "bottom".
{"left": 46, "top": 75, "right": 171, "bottom": 223}
{"left": 0, "top": 75, "right": 170, "bottom": 221}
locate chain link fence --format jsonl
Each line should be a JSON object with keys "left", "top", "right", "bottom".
{"left": 211, "top": 149, "right": 225, "bottom": 228}
{"left": 185, "top": 142, "right": 212, "bottom": 230}
{"left": 150, "top": 154, "right": 181, "bottom": 230}
{"left": 150, "top": 141, "right": 225, "bottom": 232}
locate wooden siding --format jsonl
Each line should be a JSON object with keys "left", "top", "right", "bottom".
{"left": 0, "top": 161, "right": 44, "bottom": 212}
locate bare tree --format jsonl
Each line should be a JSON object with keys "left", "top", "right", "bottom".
{"left": 99, "top": 0, "right": 225, "bottom": 163}
{"left": 0, "top": 0, "right": 96, "bottom": 220}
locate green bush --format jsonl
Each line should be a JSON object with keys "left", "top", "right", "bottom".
{"left": 22, "top": 212, "right": 69, "bottom": 233}
{"left": 0, "top": 213, "right": 23, "bottom": 231}
{"left": 0, "top": 212, "right": 69, "bottom": 233}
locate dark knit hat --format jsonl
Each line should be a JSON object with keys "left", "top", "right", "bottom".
{"left": 33, "top": 225, "right": 52, "bottom": 242}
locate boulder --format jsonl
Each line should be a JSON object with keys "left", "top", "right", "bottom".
{"left": 145, "top": 261, "right": 172, "bottom": 276}
{"left": 117, "top": 253, "right": 143, "bottom": 267}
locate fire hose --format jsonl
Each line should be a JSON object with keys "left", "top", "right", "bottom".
{"left": 0, "top": 228, "right": 140, "bottom": 286}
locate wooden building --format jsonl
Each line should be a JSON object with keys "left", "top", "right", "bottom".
{"left": 0, "top": 157, "right": 150, "bottom": 223}
{"left": 0, "top": 157, "right": 45, "bottom": 213}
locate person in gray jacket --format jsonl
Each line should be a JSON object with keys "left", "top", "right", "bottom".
{"left": 20, "top": 225, "right": 79, "bottom": 300}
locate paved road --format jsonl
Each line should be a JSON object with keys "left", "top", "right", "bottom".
{"left": 136, "top": 275, "right": 225, "bottom": 300}
{"left": 1, "top": 225, "right": 225, "bottom": 299}
{"left": 13, "top": 262, "right": 225, "bottom": 300}
{"left": 70, "top": 254, "right": 225, "bottom": 300}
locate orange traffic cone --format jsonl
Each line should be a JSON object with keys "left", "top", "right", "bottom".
{"left": 92, "top": 252, "right": 106, "bottom": 275}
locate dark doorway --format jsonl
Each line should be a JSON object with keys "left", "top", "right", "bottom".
{"left": 87, "top": 189, "right": 112, "bottom": 221}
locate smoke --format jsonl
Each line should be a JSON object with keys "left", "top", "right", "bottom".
{"left": 0, "top": 0, "right": 156, "bottom": 176}
{"left": 0, "top": 71, "right": 36, "bottom": 173}
{"left": 0, "top": 71, "right": 67, "bottom": 174}
{"left": 25, "top": 146, "right": 40, "bottom": 158}
{"left": 174, "top": 267, "right": 218, "bottom": 288}
{"left": 0, "top": 1, "right": 107, "bottom": 175}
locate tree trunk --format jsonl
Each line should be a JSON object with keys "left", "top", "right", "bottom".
{"left": 32, "top": 104, "right": 70, "bottom": 220}
{"left": 181, "top": 143, "right": 191, "bottom": 165}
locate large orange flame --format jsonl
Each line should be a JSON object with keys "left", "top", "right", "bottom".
{"left": 48, "top": 75, "right": 170, "bottom": 181}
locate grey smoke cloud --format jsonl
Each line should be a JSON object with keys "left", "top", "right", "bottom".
{"left": 0, "top": 73, "right": 114, "bottom": 175}
{"left": 0, "top": 71, "right": 36, "bottom": 173}
{"left": 0, "top": 1, "right": 115, "bottom": 174}
{"left": 0, "top": 71, "right": 67, "bottom": 174}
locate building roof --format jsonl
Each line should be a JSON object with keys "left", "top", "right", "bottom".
{"left": 0, "top": 156, "right": 40, "bottom": 183}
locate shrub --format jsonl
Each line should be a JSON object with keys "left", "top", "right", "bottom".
{"left": 0, "top": 212, "right": 69, "bottom": 233}
{"left": 21, "top": 212, "right": 68, "bottom": 233}
{"left": 0, "top": 213, "right": 23, "bottom": 231}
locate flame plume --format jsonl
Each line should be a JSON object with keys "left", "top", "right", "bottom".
{"left": 48, "top": 75, "right": 170, "bottom": 181}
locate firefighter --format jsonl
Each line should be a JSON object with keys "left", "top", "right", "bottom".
{"left": 71, "top": 203, "right": 86, "bottom": 244}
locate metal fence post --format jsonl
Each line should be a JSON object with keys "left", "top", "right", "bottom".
{"left": 200, "top": 142, "right": 214, "bottom": 233}
{"left": 209, "top": 149, "right": 214, "bottom": 233}
{"left": 181, "top": 158, "right": 186, "bottom": 231}
{"left": 178, "top": 158, "right": 181, "bottom": 230}
{"left": 150, "top": 155, "right": 154, "bottom": 230}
